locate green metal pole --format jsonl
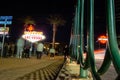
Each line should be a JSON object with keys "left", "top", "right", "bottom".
{"left": 79, "top": 0, "right": 84, "bottom": 66}
{"left": 97, "top": 45, "right": 112, "bottom": 75}
{"left": 107, "top": 0, "right": 120, "bottom": 73}
{"left": 71, "top": 11, "right": 77, "bottom": 60}
{"left": 69, "top": 27, "right": 74, "bottom": 62}
{"left": 76, "top": 0, "right": 80, "bottom": 64}
{"left": 1, "top": 18, "right": 7, "bottom": 58}
{"left": 88, "top": 0, "right": 101, "bottom": 79}
{"left": 71, "top": 9, "right": 77, "bottom": 60}
{"left": 77, "top": 0, "right": 88, "bottom": 78}
{"left": 75, "top": 6, "right": 79, "bottom": 60}
{"left": 79, "top": 0, "right": 90, "bottom": 69}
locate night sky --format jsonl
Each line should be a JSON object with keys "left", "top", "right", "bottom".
{"left": 0, "top": 0, "right": 117, "bottom": 44}
{"left": 0, "top": 0, "right": 75, "bottom": 44}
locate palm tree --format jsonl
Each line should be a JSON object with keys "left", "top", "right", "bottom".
{"left": 18, "top": 16, "right": 35, "bottom": 31}
{"left": 18, "top": 16, "right": 36, "bottom": 57}
{"left": 23, "top": 16, "right": 35, "bottom": 31}
{"left": 47, "top": 14, "right": 66, "bottom": 48}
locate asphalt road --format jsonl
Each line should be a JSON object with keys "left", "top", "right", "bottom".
{"left": 93, "top": 49, "right": 117, "bottom": 80}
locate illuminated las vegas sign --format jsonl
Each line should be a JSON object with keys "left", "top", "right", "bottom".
{"left": 22, "top": 31, "right": 46, "bottom": 43}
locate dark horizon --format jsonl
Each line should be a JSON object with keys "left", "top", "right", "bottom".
{"left": 0, "top": 0, "right": 75, "bottom": 45}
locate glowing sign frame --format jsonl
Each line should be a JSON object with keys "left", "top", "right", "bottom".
{"left": 22, "top": 31, "right": 46, "bottom": 43}
{"left": 0, "top": 27, "right": 9, "bottom": 34}
{"left": 0, "top": 16, "right": 13, "bottom": 24}
{"left": 98, "top": 35, "right": 108, "bottom": 44}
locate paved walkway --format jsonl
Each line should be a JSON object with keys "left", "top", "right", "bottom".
{"left": 0, "top": 55, "right": 64, "bottom": 80}
{"left": 57, "top": 49, "right": 118, "bottom": 80}
{"left": 63, "top": 59, "right": 117, "bottom": 80}
{"left": 0, "top": 50, "right": 118, "bottom": 80}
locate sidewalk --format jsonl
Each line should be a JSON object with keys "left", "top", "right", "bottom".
{"left": 56, "top": 59, "right": 93, "bottom": 80}
{"left": 57, "top": 49, "right": 117, "bottom": 80}
{"left": 0, "top": 55, "right": 64, "bottom": 80}
{"left": 0, "top": 50, "right": 117, "bottom": 80}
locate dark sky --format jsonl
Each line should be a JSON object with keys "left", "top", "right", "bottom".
{"left": 0, "top": 0, "right": 75, "bottom": 44}
{"left": 0, "top": 0, "right": 110, "bottom": 44}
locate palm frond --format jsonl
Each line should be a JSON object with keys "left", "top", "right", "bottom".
{"left": 47, "top": 14, "right": 66, "bottom": 26}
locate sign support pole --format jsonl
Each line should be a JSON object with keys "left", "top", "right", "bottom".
{"left": 1, "top": 18, "right": 7, "bottom": 57}
{"left": 0, "top": 16, "right": 13, "bottom": 58}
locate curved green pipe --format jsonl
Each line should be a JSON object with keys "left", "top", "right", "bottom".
{"left": 107, "top": 0, "right": 120, "bottom": 74}
{"left": 88, "top": 0, "right": 120, "bottom": 79}
{"left": 75, "top": 6, "right": 79, "bottom": 60}
{"left": 73, "top": 0, "right": 120, "bottom": 79}
{"left": 88, "top": 0, "right": 101, "bottom": 79}
{"left": 97, "top": 45, "right": 112, "bottom": 75}
{"left": 79, "top": 0, "right": 90, "bottom": 69}
{"left": 77, "top": 0, "right": 111, "bottom": 79}
{"left": 72, "top": 7, "right": 78, "bottom": 60}
{"left": 76, "top": 5, "right": 80, "bottom": 60}
{"left": 76, "top": 0, "right": 81, "bottom": 64}
{"left": 78, "top": 0, "right": 84, "bottom": 65}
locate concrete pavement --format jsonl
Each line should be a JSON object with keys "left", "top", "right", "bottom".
{"left": 57, "top": 49, "right": 118, "bottom": 80}
{"left": 0, "top": 55, "right": 64, "bottom": 80}
{"left": 0, "top": 50, "right": 118, "bottom": 80}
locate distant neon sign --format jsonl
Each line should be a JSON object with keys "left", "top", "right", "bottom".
{"left": 0, "top": 27, "right": 9, "bottom": 34}
{"left": 0, "top": 16, "right": 13, "bottom": 24}
{"left": 22, "top": 31, "right": 45, "bottom": 43}
{"left": 98, "top": 35, "right": 108, "bottom": 44}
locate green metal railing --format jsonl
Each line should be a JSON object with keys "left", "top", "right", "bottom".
{"left": 69, "top": 0, "right": 120, "bottom": 79}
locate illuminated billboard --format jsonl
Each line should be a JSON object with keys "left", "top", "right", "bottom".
{"left": 0, "top": 27, "right": 9, "bottom": 34}
{"left": 22, "top": 31, "right": 46, "bottom": 43}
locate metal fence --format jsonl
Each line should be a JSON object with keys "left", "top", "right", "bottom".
{"left": 69, "top": 0, "right": 120, "bottom": 80}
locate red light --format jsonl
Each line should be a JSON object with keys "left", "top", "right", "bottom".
{"left": 27, "top": 25, "right": 34, "bottom": 31}
{"left": 98, "top": 35, "right": 108, "bottom": 44}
